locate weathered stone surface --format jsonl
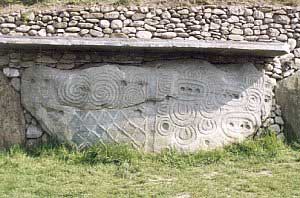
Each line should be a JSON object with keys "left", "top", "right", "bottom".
{"left": 0, "top": 37, "right": 289, "bottom": 57}
{"left": 22, "top": 61, "right": 272, "bottom": 152}
{"left": 276, "top": 71, "right": 300, "bottom": 141}
{"left": 0, "top": 71, "right": 25, "bottom": 148}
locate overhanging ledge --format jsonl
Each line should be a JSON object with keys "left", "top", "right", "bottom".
{"left": 0, "top": 36, "right": 290, "bottom": 57}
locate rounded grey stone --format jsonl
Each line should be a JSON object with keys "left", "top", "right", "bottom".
{"left": 90, "top": 29, "right": 103, "bottom": 37}
{"left": 99, "top": 20, "right": 110, "bottom": 28}
{"left": 274, "top": 15, "right": 290, "bottom": 25}
{"left": 26, "top": 125, "right": 43, "bottom": 139}
{"left": 111, "top": 20, "right": 123, "bottom": 29}
{"left": 132, "top": 13, "right": 146, "bottom": 21}
{"left": 136, "top": 31, "right": 152, "bottom": 39}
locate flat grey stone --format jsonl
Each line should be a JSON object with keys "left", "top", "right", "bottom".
{"left": 90, "top": 29, "right": 103, "bottom": 37}
{"left": 16, "top": 25, "right": 31, "bottom": 33}
{"left": 160, "top": 32, "right": 177, "bottom": 39}
{"left": 37, "top": 29, "right": 47, "bottom": 37}
{"left": 26, "top": 125, "right": 43, "bottom": 139}
{"left": 136, "top": 31, "right": 152, "bottom": 39}
{"left": 253, "top": 11, "right": 264, "bottom": 19}
{"left": 228, "top": 34, "right": 244, "bottom": 41}
{"left": 66, "top": 27, "right": 81, "bottom": 32}
{"left": 78, "top": 23, "right": 94, "bottom": 29}
{"left": 104, "top": 11, "right": 119, "bottom": 19}
{"left": 122, "top": 27, "right": 136, "bottom": 34}
{"left": 132, "top": 13, "right": 145, "bottom": 21}
{"left": 0, "top": 36, "right": 288, "bottom": 57}
{"left": 269, "top": 124, "right": 281, "bottom": 134}
{"left": 3, "top": 68, "right": 20, "bottom": 77}
{"left": 212, "top": 9, "right": 226, "bottom": 15}
{"left": 294, "top": 48, "right": 300, "bottom": 58}
{"left": 99, "top": 20, "right": 110, "bottom": 28}
{"left": 111, "top": 20, "right": 123, "bottom": 29}
{"left": 228, "top": 6, "right": 244, "bottom": 16}
{"left": 0, "top": 71, "right": 25, "bottom": 149}
{"left": 274, "top": 15, "right": 290, "bottom": 25}
{"left": 110, "top": 33, "right": 128, "bottom": 38}
{"left": 0, "top": 23, "right": 16, "bottom": 28}
{"left": 22, "top": 60, "right": 272, "bottom": 152}
{"left": 53, "top": 22, "right": 68, "bottom": 29}
{"left": 275, "top": 116, "right": 284, "bottom": 125}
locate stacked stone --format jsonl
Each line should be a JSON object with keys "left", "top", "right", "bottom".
{"left": 0, "top": 52, "right": 45, "bottom": 147}
{"left": 258, "top": 102, "right": 285, "bottom": 140}
{"left": 264, "top": 42, "right": 300, "bottom": 80}
{"left": 0, "top": 5, "right": 299, "bottom": 82}
{"left": 0, "top": 6, "right": 298, "bottom": 41}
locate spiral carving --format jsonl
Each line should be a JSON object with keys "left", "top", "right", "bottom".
{"left": 58, "top": 67, "right": 123, "bottom": 108}
{"left": 90, "top": 79, "right": 120, "bottom": 107}
{"left": 246, "top": 88, "right": 263, "bottom": 112}
{"left": 58, "top": 74, "right": 90, "bottom": 107}
{"left": 122, "top": 84, "right": 145, "bottom": 106}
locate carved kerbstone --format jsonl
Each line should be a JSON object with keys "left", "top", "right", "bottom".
{"left": 21, "top": 60, "right": 273, "bottom": 152}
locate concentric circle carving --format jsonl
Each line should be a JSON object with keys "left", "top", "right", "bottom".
{"left": 175, "top": 127, "right": 197, "bottom": 146}
{"left": 58, "top": 74, "right": 90, "bottom": 107}
{"left": 197, "top": 118, "right": 217, "bottom": 135}
{"left": 90, "top": 79, "right": 120, "bottom": 107}
{"left": 122, "top": 84, "right": 145, "bottom": 106}
{"left": 170, "top": 102, "right": 196, "bottom": 126}
{"left": 221, "top": 112, "right": 259, "bottom": 139}
{"left": 246, "top": 88, "right": 263, "bottom": 111}
{"left": 156, "top": 117, "right": 174, "bottom": 136}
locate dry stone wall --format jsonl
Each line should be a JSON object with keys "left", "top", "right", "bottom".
{"left": 1, "top": 5, "right": 298, "bottom": 149}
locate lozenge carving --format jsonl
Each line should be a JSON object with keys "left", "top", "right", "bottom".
{"left": 21, "top": 60, "right": 273, "bottom": 152}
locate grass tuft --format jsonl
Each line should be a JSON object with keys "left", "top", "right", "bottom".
{"left": 79, "top": 143, "right": 142, "bottom": 165}
{"left": 226, "top": 132, "right": 286, "bottom": 160}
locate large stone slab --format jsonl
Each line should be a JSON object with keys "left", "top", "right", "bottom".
{"left": 276, "top": 71, "right": 300, "bottom": 141}
{"left": 0, "top": 36, "right": 289, "bottom": 57}
{"left": 0, "top": 71, "right": 25, "bottom": 149}
{"left": 21, "top": 60, "right": 273, "bottom": 152}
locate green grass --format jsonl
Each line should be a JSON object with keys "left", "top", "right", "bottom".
{"left": 1, "top": 133, "right": 300, "bottom": 197}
